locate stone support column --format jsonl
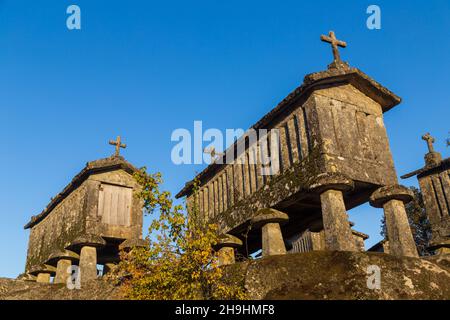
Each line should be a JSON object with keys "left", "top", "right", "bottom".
{"left": 47, "top": 249, "right": 80, "bottom": 285}
{"left": 66, "top": 234, "right": 107, "bottom": 283}
{"left": 370, "top": 185, "right": 418, "bottom": 257}
{"left": 79, "top": 246, "right": 98, "bottom": 282}
{"left": 309, "top": 173, "right": 357, "bottom": 251}
{"left": 103, "top": 263, "right": 117, "bottom": 275}
{"left": 54, "top": 259, "right": 72, "bottom": 284}
{"left": 36, "top": 273, "right": 51, "bottom": 283}
{"left": 251, "top": 208, "right": 289, "bottom": 257}
{"left": 215, "top": 234, "right": 243, "bottom": 266}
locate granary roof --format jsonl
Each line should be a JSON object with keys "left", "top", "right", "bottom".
{"left": 176, "top": 65, "right": 402, "bottom": 199}
{"left": 24, "top": 156, "right": 139, "bottom": 229}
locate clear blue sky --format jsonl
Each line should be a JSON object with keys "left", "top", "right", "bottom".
{"left": 0, "top": 1, "right": 449, "bottom": 278}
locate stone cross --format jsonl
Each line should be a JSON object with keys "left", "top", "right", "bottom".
{"left": 204, "top": 147, "right": 224, "bottom": 163}
{"left": 422, "top": 133, "right": 435, "bottom": 153}
{"left": 321, "top": 31, "right": 347, "bottom": 62}
{"left": 109, "top": 136, "right": 127, "bottom": 157}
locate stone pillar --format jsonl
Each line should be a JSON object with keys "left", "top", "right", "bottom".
{"left": 309, "top": 173, "right": 357, "bottom": 252}
{"left": 119, "top": 238, "right": 149, "bottom": 252}
{"left": 79, "top": 246, "right": 98, "bottom": 283}
{"left": 54, "top": 259, "right": 72, "bottom": 284}
{"left": 103, "top": 263, "right": 117, "bottom": 275}
{"left": 67, "top": 234, "right": 107, "bottom": 283}
{"left": 215, "top": 234, "right": 243, "bottom": 266}
{"left": 251, "top": 208, "right": 289, "bottom": 257}
{"left": 47, "top": 249, "right": 80, "bottom": 285}
{"left": 370, "top": 185, "right": 418, "bottom": 257}
{"left": 36, "top": 273, "right": 50, "bottom": 283}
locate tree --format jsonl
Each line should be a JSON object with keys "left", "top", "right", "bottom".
{"left": 112, "top": 168, "right": 246, "bottom": 300}
{"left": 380, "top": 186, "right": 432, "bottom": 256}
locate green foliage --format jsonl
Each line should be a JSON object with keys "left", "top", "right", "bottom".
{"left": 114, "top": 168, "right": 246, "bottom": 300}
{"left": 380, "top": 186, "right": 432, "bottom": 256}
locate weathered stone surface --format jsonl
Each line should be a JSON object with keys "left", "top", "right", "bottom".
{"left": 218, "top": 247, "right": 236, "bottom": 266}
{"left": 36, "top": 273, "right": 50, "bottom": 284}
{"left": 5, "top": 252, "right": 450, "bottom": 300}
{"left": 0, "top": 278, "right": 120, "bottom": 300}
{"left": 403, "top": 142, "right": 450, "bottom": 253}
{"left": 320, "top": 189, "right": 357, "bottom": 251}
{"left": 119, "top": 238, "right": 149, "bottom": 251}
{"left": 370, "top": 185, "right": 418, "bottom": 257}
{"left": 216, "top": 234, "right": 243, "bottom": 249}
{"left": 23, "top": 155, "right": 145, "bottom": 276}
{"left": 308, "top": 172, "right": 353, "bottom": 193}
{"left": 103, "top": 263, "right": 117, "bottom": 275}
{"left": 261, "top": 223, "right": 287, "bottom": 257}
{"left": 251, "top": 209, "right": 289, "bottom": 228}
{"left": 369, "top": 185, "right": 414, "bottom": 208}
{"left": 235, "top": 252, "right": 450, "bottom": 300}
{"left": 177, "top": 60, "right": 402, "bottom": 257}
{"left": 383, "top": 199, "right": 418, "bottom": 257}
{"left": 68, "top": 234, "right": 106, "bottom": 250}
{"left": 79, "top": 246, "right": 98, "bottom": 283}
{"left": 47, "top": 250, "right": 80, "bottom": 264}
{"left": 54, "top": 259, "right": 72, "bottom": 285}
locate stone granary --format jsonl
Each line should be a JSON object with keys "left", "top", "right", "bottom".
{"left": 22, "top": 137, "right": 147, "bottom": 283}
{"left": 177, "top": 31, "right": 419, "bottom": 264}
{"left": 401, "top": 133, "right": 450, "bottom": 255}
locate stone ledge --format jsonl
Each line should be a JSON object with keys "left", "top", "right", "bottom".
{"left": 369, "top": 185, "right": 413, "bottom": 208}
{"left": 251, "top": 209, "right": 289, "bottom": 228}
{"left": 119, "top": 238, "right": 149, "bottom": 251}
{"left": 215, "top": 234, "right": 243, "bottom": 249}
{"left": 66, "top": 234, "right": 107, "bottom": 250}
{"left": 308, "top": 172, "right": 354, "bottom": 193}
{"left": 46, "top": 250, "right": 80, "bottom": 265}
{"left": 28, "top": 264, "right": 57, "bottom": 276}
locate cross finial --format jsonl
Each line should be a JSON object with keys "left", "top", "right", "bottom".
{"left": 321, "top": 31, "right": 347, "bottom": 63}
{"left": 109, "top": 136, "right": 127, "bottom": 157}
{"left": 422, "top": 133, "right": 435, "bottom": 153}
{"left": 204, "top": 147, "right": 224, "bottom": 163}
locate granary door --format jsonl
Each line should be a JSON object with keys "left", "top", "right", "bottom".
{"left": 98, "top": 183, "right": 132, "bottom": 226}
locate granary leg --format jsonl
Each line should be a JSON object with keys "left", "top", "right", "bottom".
{"left": 36, "top": 273, "right": 51, "bottom": 283}
{"left": 320, "top": 189, "right": 357, "bottom": 251}
{"left": 309, "top": 173, "right": 357, "bottom": 252}
{"left": 262, "top": 223, "right": 287, "bottom": 256}
{"left": 215, "top": 234, "right": 243, "bottom": 266}
{"left": 103, "top": 263, "right": 117, "bottom": 275}
{"left": 251, "top": 209, "right": 289, "bottom": 257}
{"left": 79, "top": 246, "right": 98, "bottom": 282}
{"left": 218, "top": 247, "right": 236, "bottom": 266}
{"left": 54, "top": 259, "right": 72, "bottom": 284}
{"left": 370, "top": 185, "right": 418, "bottom": 257}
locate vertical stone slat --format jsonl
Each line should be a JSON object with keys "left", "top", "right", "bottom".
{"left": 203, "top": 186, "right": 209, "bottom": 220}
{"left": 431, "top": 175, "right": 449, "bottom": 217}
{"left": 254, "top": 145, "right": 264, "bottom": 190}
{"left": 233, "top": 162, "right": 244, "bottom": 201}
{"left": 222, "top": 172, "right": 228, "bottom": 212}
{"left": 297, "top": 108, "right": 311, "bottom": 157}
{"left": 213, "top": 179, "right": 219, "bottom": 217}
{"left": 279, "top": 124, "right": 291, "bottom": 172}
{"left": 355, "top": 111, "right": 374, "bottom": 160}
{"left": 243, "top": 155, "right": 251, "bottom": 197}
{"left": 419, "top": 177, "right": 441, "bottom": 224}
{"left": 287, "top": 117, "right": 300, "bottom": 164}
{"left": 226, "top": 166, "right": 235, "bottom": 207}
{"left": 198, "top": 189, "right": 203, "bottom": 217}
{"left": 248, "top": 149, "right": 257, "bottom": 193}
{"left": 440, "top": 172, "right": 450, "bottom": 213}
{"left": 217, "top": 175, "right": 223, "bottom": 214}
